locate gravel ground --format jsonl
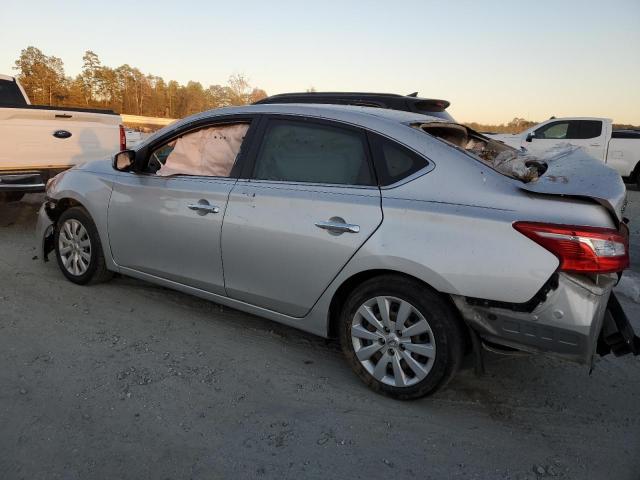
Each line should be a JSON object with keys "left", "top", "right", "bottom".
{"left": 0, "top": 191, "right": 639, "bottom": 480}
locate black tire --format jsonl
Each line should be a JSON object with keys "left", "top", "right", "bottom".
{"left": 339, "top": 274, "right": 466, "bottom": 400}
{"left": 54, "top": 206, "right": 113, "bottom": 285}
{"left": 0, "top": 192, "right": 25, "bottom": 202}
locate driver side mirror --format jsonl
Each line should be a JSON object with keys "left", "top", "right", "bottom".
{"left": 525, "top": 132, "right": 535, "bottom": 142}
{"left": 113, "top": 150, "right": 136, "bottom": 172}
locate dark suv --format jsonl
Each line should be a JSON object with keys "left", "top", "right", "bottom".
{"left": 254, "top": 92, "right": 454, "bottom": 121}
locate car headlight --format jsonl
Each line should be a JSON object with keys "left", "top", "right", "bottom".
{"left": 46, "top": 172, "right": 64, "bottom": 193}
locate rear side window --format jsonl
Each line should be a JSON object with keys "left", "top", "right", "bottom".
{"left": 372, "top": 136, "right": 429, "bottom": 186}
{"left": 572, "top": 120, "right": 602, "bottom": 139}
{"left": 535, "top": 120, "right": 602, "bottom": 140}
{"left": 0, "top": 79, "right": 27, "bottom": 106}
{"left": 252, "top": 120, "right": 374, "bottom": 185}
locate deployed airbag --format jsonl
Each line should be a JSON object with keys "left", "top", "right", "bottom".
{"left": 157, "top": 123, "right": 249, "bottom": 177}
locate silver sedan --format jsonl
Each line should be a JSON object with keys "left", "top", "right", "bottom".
{"left": 37, "top": 104, "right": 638, "bottom": 399}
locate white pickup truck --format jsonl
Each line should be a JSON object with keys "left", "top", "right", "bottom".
{"left": 0, "top": 75, "right": 124, "bottom": 201}
{"left": 487, "top": 117, "right": 640, "bottom": 184}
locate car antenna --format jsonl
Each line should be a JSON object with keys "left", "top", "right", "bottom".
{"left": 407, "top": 92, "right": 418, "bottom": 97}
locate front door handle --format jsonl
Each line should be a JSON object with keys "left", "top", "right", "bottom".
{"left": 315, "top": 219, "right": 360, "bottom": 234}
{"left": 589, "top": 143, "right": 601, "bottom": 147}
{"left": 188, "top": 202, "right": 220, "bottom": 215}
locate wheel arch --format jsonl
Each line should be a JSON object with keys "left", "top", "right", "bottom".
{"left": 47, "top": 197, "right": 86, "bottom": 222}
{"left": 45, "top": 189, "right": 117, "bottom": 271}
{"left": 326, "top": 268, "right": 469, "bottom": 346}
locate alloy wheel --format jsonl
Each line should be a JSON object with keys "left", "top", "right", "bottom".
{"left": 58, "top": 219, "right": 92, "bottom": 276}
{"left": 351, "top": 296, "right": 436, "bottom": 387}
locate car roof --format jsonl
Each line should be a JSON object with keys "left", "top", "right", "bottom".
{"left": 142, "top": 103, "right": 445, "bottom": 148}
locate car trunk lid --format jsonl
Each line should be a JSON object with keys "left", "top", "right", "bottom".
{"left": 520, "top": 148, "right": 626, "bottom": 222}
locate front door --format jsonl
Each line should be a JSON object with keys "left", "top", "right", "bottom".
{"left": 108, "top": 120, "right": 252, "bottom": 295}
{"left": 221, "top": 117, "right": 383, "bottom": 317}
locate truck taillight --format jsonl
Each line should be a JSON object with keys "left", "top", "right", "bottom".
{"left": 513, "top": 222, "right": 629, "bottom": 274}
{"left": 119, "top": 125, "right": 126, "bottom": 151}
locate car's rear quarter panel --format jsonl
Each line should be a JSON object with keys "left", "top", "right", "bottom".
{"left": 309, "top": 130, "right": 619, "bottom": 333}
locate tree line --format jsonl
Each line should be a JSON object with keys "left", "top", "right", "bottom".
{"left": 12, "top": 47, "right": 638, "bottom": 130}
{"left": 13, "top": 46, "right": 268, "bottom": 118}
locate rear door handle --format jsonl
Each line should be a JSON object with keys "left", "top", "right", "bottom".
{"left": 315, "top": 220, "right": 360, "bottom": 234}
{"left": 589, "top": 143, "right": 601, "bottom": 147}
{"left": 188, "top": 202, "right": 220, "bottom": 215}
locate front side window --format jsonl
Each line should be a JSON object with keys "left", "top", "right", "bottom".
{"left": 535, "top": 121, "right": 569, "bottom": 139}
{"left": 252, "top": 120, "right": 374, "bottom": 185}
{"left": 149, "top": 123, "right": 249, "bottom": 177}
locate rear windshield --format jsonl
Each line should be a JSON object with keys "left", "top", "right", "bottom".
{"left": 0, "top": 79, "right": 27, "bottom": 106}
{"left": 414, "top": 109, "right": 455, "bottom": 121}
{"left": 416, "top": 122, "right": 546, "bottom": 182}
{"left": 413, "top": 101, "right": 455, "bottom": 121}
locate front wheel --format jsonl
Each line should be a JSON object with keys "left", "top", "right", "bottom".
{"left": 339, "top": 275, "right": 465, "bottom": 400}
{"left": 54, "top": 207, "right": 112, "bottom": 285}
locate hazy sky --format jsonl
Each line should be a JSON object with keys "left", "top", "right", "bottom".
{"left": 2, "top": 0, "right": 639, "bottom": 124}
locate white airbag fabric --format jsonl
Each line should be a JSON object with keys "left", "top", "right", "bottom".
{"left": 158, "top": 123, "right": 249, "bottom": 177}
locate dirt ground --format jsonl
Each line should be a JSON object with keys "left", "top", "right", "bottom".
{"left": 1, "top": 191, "right": 639, "bottom": 480}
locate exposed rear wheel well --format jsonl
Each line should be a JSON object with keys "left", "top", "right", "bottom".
{"left": 327, "top": 269, "right": 469, "bottom": 349}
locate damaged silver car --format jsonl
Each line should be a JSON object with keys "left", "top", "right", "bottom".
{"left": 36, "top": 104, "right": 639, "bottom": 399}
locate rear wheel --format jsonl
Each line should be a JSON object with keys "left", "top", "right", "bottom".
{"left": 54, "top": 207, "right": 112, "bottom": 285}
{"left": 339, "top": 275, "right": 465, "bottom": 400}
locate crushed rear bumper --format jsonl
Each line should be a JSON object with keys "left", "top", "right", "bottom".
{"left": 454, "top": 273, "right": 638, "bottom": 365}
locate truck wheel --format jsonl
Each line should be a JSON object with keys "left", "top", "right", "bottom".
{"left": 0, "top": 192, "right": 25, "bottom": 202}
{"left": 339, "top": 274, "right": 465, "bottom": 400}
{"left": 54, "top": 207, "right": 113, "bottom": 285}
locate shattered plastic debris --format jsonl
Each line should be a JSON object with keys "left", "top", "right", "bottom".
{"left": 487, "top": 143, "right": 581, "bottom": 182}
{"left": 491, "top": 150, "right": 538, "bottom": 181}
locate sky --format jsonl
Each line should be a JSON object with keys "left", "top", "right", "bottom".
{"left": 1, "top": 0, "right": 639, "bottom": 124}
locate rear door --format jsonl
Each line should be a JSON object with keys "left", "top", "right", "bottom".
{"left": 527, "top": 119, "right": 606, "bottom": 160}
{"left": 221, "top": 116, "right": 383, "bottom": 317}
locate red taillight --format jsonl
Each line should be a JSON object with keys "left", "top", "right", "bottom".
{"left": 514, "top": 221, "right": 629, "bottom": 274}
{"left": 119, "top": 124, "right": 126, "bottom": 151}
